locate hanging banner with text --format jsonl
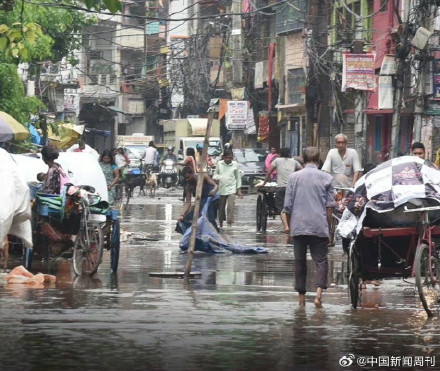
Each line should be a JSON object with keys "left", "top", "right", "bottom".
{"left": 226, "top": 101, "right": 248, "bottom": 130}
{"left": 342, "top": 53, "right": 376, "bottom": 92}
{"left": 432, "top": 58, "right": 440, "bottom": 100}
{"left": 378, "top": 76, "right": 394, "bottom": 110}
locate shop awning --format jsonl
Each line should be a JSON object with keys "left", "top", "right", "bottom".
{"left": 275, "top": 103, "right": 305, "bottom": 110}
{"left": 106, "top": 106, "right": 126, "bottom": 114}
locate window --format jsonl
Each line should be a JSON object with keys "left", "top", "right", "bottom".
{"left": 89, "top": 50, "right": 103, "bottom": 60}
{"left": 275, "top": 0, "right": 307, "bottom": 34}
{"left": 287, "top": 68, "right": 305, "bottom": 105}
{"left": 332, "top": 0, "right": 373, "bottom": 44}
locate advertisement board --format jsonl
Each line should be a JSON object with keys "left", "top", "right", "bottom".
{"left": 226, "top": 101, "right": 248, "bottom": 130}
{"left": 342, "top": 53, "right": 376, "bottom": 91}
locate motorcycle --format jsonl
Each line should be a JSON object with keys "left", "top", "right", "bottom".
{"left": 160, "top": 159, "right": 178, "bottom": 188}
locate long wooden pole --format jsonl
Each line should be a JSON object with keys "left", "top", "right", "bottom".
{"left": 184, "top": 108, "right": 216, "bottom": 278}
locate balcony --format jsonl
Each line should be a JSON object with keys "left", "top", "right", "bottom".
{"left": 119, "top": 27, "right": 144, "bottom": 49}
{"left": 78, "top": 74, "right": 119, "bottom": 102}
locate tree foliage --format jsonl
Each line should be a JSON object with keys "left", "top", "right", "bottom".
{"left": 0, "top": 0, "right": 102, "bottom": 64}
{"left": 0, "top": 63, "right": 44, "bottom": 122}
{"left": 0, "top": 0, "right": 121, "bottom": 133}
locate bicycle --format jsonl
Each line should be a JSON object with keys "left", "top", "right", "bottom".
{"left": 72, "top": 198, "right": 104, "bottom": 276}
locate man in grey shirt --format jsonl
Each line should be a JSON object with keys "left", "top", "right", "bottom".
{"left": 261, "top": 148, "right": 302, "bottom": 233}
{"left": 322, "top": 133, "right": 362, "bottom": 188}
{"left": 284, "top": 147, "right": 335, "bottom": 308}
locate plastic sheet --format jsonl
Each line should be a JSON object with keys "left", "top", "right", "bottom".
{"left": 178, "top": 197, "right": 267, "bottom": 254}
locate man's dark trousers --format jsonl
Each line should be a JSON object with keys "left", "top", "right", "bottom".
{"left": 293, "top": 235, "right": 328, "bottom": 294}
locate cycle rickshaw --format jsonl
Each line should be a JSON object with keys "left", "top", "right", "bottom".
{"left": 28, "top": 184, "right": 120, "bottom": 275}
{"left": 339, "top": 156, "right": 440, "bottom": 317}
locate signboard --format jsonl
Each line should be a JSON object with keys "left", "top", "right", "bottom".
{"left": 146, "top": 22, "right": 160, "bottom": 35}
{"left": 342, "top": 53, "right": 376, "bottom": 91}
{"left": 117, "top": 135, "right": 154, "bottom": 145}
{"left": 64, "top": 89, "right": 79, "bottom": 113}
{"left": 433, "top": 58, "right": 440, "bottom": 100}
{"left": 378, "top": 76, "right": 393, "bottom": 110}
{"left": 380, "top": 55, "right": 396, "bottom": 75}
{"left": 226, "top": 101, "right": 248, "bottom": 130}
{"left": 245, "top": 104, "right": 256, "bottom": 135}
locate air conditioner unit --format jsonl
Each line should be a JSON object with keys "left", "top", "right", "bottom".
{"left": 411, "top": 27, "right": 432, "bottom": 49}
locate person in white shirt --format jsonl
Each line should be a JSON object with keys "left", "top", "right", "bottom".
{"left": 142, "top": 141, "right": 158, "bottom": 172}
{"left": 213, "top": 149, "right": 243, "bottom": 229}
{"left": 261, "top": 148, "right": 302, "bottom": 233}
{"left": 113, "top": 148, "right": 129, "bottom": 169}
{"left": 321, "top": 133, "right": 362, "bottom": 188}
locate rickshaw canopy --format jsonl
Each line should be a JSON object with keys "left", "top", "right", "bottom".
{"left": 337, "top": 156, "right": 440, "bottom": 238}
{"left": 12, "top": 152, "right": 108, "bottom": 202}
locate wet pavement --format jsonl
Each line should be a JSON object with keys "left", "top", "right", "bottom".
{"left": 1, "top": 191, "right": 440, "bottom": 371}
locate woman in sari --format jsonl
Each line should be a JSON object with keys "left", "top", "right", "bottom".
{"left": 99, "top": 149, "right": 120, "bottom": 205}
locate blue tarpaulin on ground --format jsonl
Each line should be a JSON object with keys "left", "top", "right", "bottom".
{"left": 178, "top": 197, "right": 267, "bottom": 254}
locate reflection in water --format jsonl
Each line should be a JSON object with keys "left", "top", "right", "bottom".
{"left": 1, "top": 197, "right": 440, "bottom": 370}
{"left": 164, "top": 203, "right": 173, "bottom": 241}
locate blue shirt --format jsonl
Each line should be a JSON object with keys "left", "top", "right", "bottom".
{"left": 284, "top": 164, "right": 336, "bottom": 238}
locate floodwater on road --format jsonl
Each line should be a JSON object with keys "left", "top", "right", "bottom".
{"left": 1, "top": 193, "right": 440, "bottom": 371}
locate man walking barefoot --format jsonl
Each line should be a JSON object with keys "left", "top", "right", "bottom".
{"left": 213, "top": 149, "right": 243, "bottom": 229}
{"left": 284, "top": 147, "right": 335, "bottom": 308}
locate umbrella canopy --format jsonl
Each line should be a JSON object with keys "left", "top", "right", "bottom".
{"left": 0, "top": 111, "right": 30, "bottom": 142}
{"left": 48, "top": 124, "right": 85, "bottom": 149}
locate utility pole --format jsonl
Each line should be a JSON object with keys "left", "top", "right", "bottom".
{"left": 390, "top": 59, "right": 404, "bottom": 158}
{"left": 184, "top": 106, "right": 216, "bottom": 279}
{"left": 144, "top": 1, "right": 149, "bottom": 136}
{"left": 231, "top": 0, "right": 244, "bottom": 148}
{"left": 413, "top": 59, "right": 426, "bottom": 143}
{"left": 353, "top": 16, "right": 368, "bottom": 164}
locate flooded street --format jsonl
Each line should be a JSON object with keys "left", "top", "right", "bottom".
{"left": 1, "top": 193, "right": 440, "bottom": 371}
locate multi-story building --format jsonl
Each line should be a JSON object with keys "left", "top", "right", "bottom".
{"left": 74, "top": 1, "right": 169, "bottom": 151}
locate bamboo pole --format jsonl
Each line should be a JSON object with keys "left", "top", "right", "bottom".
{"left": 184, "top": 107, "right": 216, "bottom": 278}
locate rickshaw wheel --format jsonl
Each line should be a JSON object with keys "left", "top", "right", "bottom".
{"left": 73, "top": 222, "right": 104, "bottom": 276}
{"left": 110, "top": 218, "right": 120, "bottom": 273}
{"left": 329, "top": 215, "right": 339, "bottom": 247}
{"left": 348, "top": 248, "right": 360, "bottom": 308}
{"left": 415, "top": 243, "right": 440, "bottom": 317}
{"left": 256, "top": 194, "right": 263, "bottom": 231}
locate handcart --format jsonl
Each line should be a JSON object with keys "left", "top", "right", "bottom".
{"left": 256, "top": 185, "right": 279, "bottom": 232}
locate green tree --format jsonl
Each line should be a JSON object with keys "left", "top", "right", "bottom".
{"left": 0, "top": 0, "right": 121, "bottom": 134}
{"left": 0, "top": 63, "right": 44, "bottom": 123}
